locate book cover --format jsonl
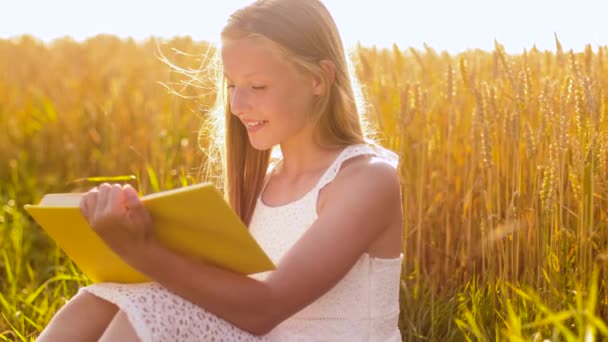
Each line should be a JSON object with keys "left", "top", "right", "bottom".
{"left": 23, "top": 183, "right": 276, "bottom": 284}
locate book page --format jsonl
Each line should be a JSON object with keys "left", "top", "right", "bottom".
{"left": 38, "top": 193, "right": 84, "bottom": 207}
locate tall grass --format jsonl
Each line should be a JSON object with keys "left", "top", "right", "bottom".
{"left": 0, "top": 35, "right": 606, "bottom": 341}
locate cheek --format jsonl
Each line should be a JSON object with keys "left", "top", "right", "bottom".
{"left": 279, "top": 95, "right": 312, "bottom": 131}
{"left": 281, "top": 84, "right": 315, "bottom": 120}
{"left": 262, "top": 75, "right": 315, "bottom": 131}
{"left": 262, "top": 88, "right": 304, "bottom": 121}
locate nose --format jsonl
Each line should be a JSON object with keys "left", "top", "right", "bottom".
{"left": 229, "top": 87, "right": 250, "bottom": 117}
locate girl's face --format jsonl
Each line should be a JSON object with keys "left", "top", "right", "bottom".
{"left": 221, "top": 38, "right": 320, "bottom": 151}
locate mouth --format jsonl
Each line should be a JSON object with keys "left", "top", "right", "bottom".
{"left": 243, "top": 120, "right": 268, "bottom": 132}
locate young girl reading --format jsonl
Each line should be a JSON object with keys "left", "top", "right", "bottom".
{"left": 37, "top": 0, "right": 404, "bottom": 340}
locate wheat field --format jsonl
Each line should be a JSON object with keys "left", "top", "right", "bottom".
{"left": 0, "top": 35, "right": 607, "bottom": 341}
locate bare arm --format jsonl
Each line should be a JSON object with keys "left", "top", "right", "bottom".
{"left": 103, "top": 158, "right": 402, "bottom": 335}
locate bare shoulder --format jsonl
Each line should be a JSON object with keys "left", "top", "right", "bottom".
{"left": 319, "top": 154, "right": 402, "bottom": 226}
{"left": 339, "top": 154, "right": 400, "bottom": 185}
{"left": 331, "top": 155, "right": 403, "bottom": 257}
{"left": 329, "top": 154, "right": 400, "bottom": 197}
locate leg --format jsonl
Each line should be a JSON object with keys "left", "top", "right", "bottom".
{"left": 36, "top": 291, "right": 119, "bottom": 342}
{"left": 99, "top": 311, "right": 140, "bottom": 342}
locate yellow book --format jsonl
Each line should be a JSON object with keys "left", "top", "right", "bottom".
{"left": 23, "top": 183, "right": 276, "bottom": 284}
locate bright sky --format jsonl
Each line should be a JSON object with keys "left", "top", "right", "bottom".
{"left": 1, "top": 0, "right": 606, "bottom": 54}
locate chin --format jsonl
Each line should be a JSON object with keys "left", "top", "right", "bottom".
{"left": 248, "top": 139, "right": 275, "bottom": 152}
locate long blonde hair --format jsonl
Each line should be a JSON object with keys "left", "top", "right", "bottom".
{"left": 205, "top": 0, "right": 373, "bottom": 226}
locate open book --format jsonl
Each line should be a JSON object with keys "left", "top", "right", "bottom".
{"left": 23, "top": 183, "right": 276, "bottom": 283}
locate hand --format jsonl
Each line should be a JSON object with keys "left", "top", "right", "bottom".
{"left": 79, "top": 183, "right": 155, "bottom": 266}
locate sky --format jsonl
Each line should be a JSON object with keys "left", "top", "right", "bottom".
{"left": 1, "top": 0, "right": 606, "bottom": 54}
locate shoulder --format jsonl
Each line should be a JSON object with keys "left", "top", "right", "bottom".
{"left": 338, "top": 143, "right": 400, "bottom": 186}
{"left": 320, "top": 151, "right": 402, "bottom": 225}
{"left": 338, "top": 143, "right": 400, "bottom": 177}
{"left": 339, "top": 154, "right": 400, "bottom": 190}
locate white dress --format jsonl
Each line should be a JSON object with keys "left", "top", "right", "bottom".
{"left": 81, "top": 143, "right": 403, "bottom": 341}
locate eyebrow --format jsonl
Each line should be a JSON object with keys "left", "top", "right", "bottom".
{"left": 223, "top": 71, "right": 264, "bottom": 79}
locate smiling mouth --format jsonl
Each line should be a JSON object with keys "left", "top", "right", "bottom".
{"left": 245, "top": 120, "right": 267, "bottom": 128}
{"left": 243, "top": 120, "right": 268, "bottom": 132}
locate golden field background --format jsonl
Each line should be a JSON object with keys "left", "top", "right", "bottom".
{"left": 0, "top": 35, "right": 607, "bottom": 341}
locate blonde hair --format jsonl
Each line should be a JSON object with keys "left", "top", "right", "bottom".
{"left": 205, "top": 0, "right": 373, "bottom": 226}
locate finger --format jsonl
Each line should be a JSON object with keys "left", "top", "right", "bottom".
{"left": 80, "top": 190, "right": 98, "bottom": 221}
{"left": 108, "top": 183, "right": 126, "bottom": 212}
{"left": 123, "top": 186, "right": 150, "bottom": 224}
{"left": 122, "top": 184, "right": 139, "bottom": 204}
{"left": 123, "top": 185, "right": 140, "bottom": 209}
{"left": 79, "top": 187, "right": 96, "bottom": 214}
{"left": 97, "top": 183, "right": 112, "bottom": 213}
{"left": 121, "top": 184, "right": 132, "bottom": 208}
{"left": 79, "top": 194, "right": 88, "bottom": 218}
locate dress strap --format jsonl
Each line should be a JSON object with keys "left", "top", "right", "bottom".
{"left": 313, "top": 143, "right": 399, "bottom": 192}
{"left": 260, "top": 158, "right": 281, "bottom": 195}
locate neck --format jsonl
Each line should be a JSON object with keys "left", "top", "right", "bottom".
{"left": 277, "top": 140, "right": 343, "bottom": 179}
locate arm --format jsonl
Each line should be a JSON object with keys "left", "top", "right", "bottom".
{"left": 86, "top": 158, "right": 402, "bottom": 336}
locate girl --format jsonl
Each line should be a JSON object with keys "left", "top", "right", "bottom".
{"left": 37, "top": 0, "right": 404, "bottom": 340}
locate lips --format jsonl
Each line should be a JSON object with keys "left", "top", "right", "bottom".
{"left": 242, "top": 119, "right": 268, "bottom": 132}
{"left": 244, "top": 120, "right": 267, "bottom": 128}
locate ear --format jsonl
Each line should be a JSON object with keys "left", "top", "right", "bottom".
{"left": 312, "top": 59, "right": 335, "bottom": 96}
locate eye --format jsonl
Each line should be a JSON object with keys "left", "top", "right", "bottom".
{"left": 252, "top": 85, "right": 267, "bottom": 91}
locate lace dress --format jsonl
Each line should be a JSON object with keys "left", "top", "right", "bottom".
{"left": 80, "top": 143, "right": 403, "bottom": 341}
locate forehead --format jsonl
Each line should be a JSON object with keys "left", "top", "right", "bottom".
{"left": 221, "top": 38, "right": 292, "bottom": 78}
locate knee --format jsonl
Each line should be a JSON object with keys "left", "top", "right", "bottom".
{"left": 37, "top": 291, "right": 119, "bottom": 341}
{"left": 72, "top": 290, "right": 118, "bottom": 311}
